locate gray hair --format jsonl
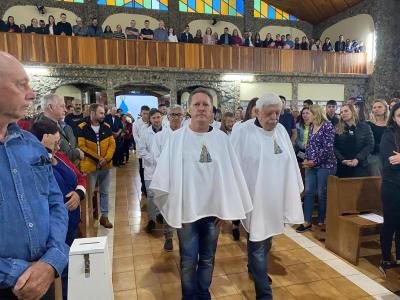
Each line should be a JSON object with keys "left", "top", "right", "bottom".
{"left": 188, "top": 87, "right": 213, "bottom": 107}
{"left": 41, "top": 93, "right": 62, "bottom": 110}
{"left": 256, "top": 93, "right": 282, "bottom": 110}
{"left": 169, "top": 104, "right": 183, "bottom": 113}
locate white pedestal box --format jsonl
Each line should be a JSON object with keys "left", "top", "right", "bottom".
{"left": 68, "top": 237, "right": 114, "bottom": 300}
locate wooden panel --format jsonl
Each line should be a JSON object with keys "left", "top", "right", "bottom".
{"left": 136, "top": 41, "right": 147, "bottom": 66}
{"left": 167, "top": 42, "right": 178, "bottom": 68}
{"left": 147, "top": 41, "right": 158, "bottom": 67}
{"left": 6, "top": 33, "right": 21, "bottom": 60}
{"left": 43, "top": 35, "right": 57, "bottom": 63}
{"left": 96, "top": 38, "right": 107, "bottom": 65}
{"left": 0, "top": 32, "right": 7, "bottom": 52}
{"left": 157, "top": 42, "right": 168, "bottom": 67}
{"left": 56, "top": 36, "right": 71, "bottom": 64}
{"left": 126, "top": 40, "right": 137, "bottom": 66}
{"left": 0, "top": 33, "right": 368, "bottom": 75}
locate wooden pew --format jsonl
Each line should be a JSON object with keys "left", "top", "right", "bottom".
{"left": 78, "top": 175, "right": 99, "bottom": 238}
{"left": 325, "top": 176, "right": 382, "bottom": 265}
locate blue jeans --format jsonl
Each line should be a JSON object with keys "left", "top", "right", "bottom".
{"left": 177, "top": 217, "right": 220, "bottom": 300}
{"left": 88, "top": 168, "right": 110, "bottom": 217}
{"left": 303, "top": 167, "right": 336, "bottom": 224}
{"left": 248, "top": 237, "right": 273, "bottom": 300}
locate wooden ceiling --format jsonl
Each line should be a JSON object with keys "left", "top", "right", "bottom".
{"left": 265, "top": 0, "right": 365, "bottom": 24}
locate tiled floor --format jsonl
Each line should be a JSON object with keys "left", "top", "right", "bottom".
{"left": 108, "top": 157, "right": 398, "bottom": 300}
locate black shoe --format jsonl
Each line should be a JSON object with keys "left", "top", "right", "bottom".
{"left": 164, "top": 238, "right": 173, "bottom": 252}
{"left": 232, "top": 227, "right": 240, "bottom": 241}
{"left": 145, "top": 220, "right": 156, "bottom": 233}
{"left": 156, "top": 214, "right": 164, "bottom": 224}
{"left": 379, "top": 260, "right": 395, "bottom": 276}
{"left": 296, "top": 224, "right": 312, "bottom": 233}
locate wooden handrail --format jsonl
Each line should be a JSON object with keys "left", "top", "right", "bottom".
{"left": 0, "top": 32, "right": 368, "bottom": 75}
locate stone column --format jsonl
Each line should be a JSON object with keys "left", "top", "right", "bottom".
{"left": 291, "top": 82, "right": 298, "bottom": 107}
{"left": 243, "top": 0, "right": 254, "bottom": 32}
{"left": 168, "top": 0, "right": 179, "bottom": 35}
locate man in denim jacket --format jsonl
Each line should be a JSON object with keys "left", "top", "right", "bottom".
{"left": 0, "top": 52, "right": 69, "bottom": 300}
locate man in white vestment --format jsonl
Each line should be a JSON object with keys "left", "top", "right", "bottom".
{"left": 137, "top": 108, "right": 162, "bottom": 233}
{"left": 231, "top": 93, "right": 304, "bottom": 300}
{"left": 132, "top": 105, "right": 150, "bottom": 198}
{"left": 150, "top": 88, "right": 253, "bottom": 300}
{"left": 151, "top": 104, "right": 184, "bottom": 251}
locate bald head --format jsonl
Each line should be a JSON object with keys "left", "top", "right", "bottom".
{"left": 0, "top": 52, "right": 35, "bottom": 124}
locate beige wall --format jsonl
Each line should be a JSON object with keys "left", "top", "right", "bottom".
{"left": 321, "top": 14, "right": 375, "bottom": 62}
{"left": 259, "top": 26, "right": 306, "bottom": 40}
{"left": 56, "top": 85, "right": 82, "bottom": 100}
{"left": 240, "top": 82, "right": 292, "bottom": 101}
{"left": 102, "top": 14, "right": 159, "bottom": 31}
{"left": 298, "top": 84, "right": 344, "bottom": 101}
{"left": 187, "top": 20, "right": 242, "bottom": 37}
{"left": 3, "top": 6, "right": 78, "bottom": 26}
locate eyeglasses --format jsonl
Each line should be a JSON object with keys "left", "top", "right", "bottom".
{"left": 169, "top": 113, "right": 183, "bottom": 118}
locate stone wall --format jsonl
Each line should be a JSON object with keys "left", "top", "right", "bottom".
{"left": 26, "top": 63, "right": 368, "bottom": 110}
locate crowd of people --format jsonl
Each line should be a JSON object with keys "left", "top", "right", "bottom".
{"left": 1, "top": 48, "right": 399, "bottom": 300}
{"left": 0, "top": 14, "right": 365, "bottom": 52}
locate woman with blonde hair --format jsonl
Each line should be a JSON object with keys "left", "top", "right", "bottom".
{"left": 334, "top": 104, "right": 374, "bottom": 178}
{"left": 296, "top": 105, "right": 336, "bottom": 232}
{"left": 367, "top": 99, "right": 389, "bottom": 175}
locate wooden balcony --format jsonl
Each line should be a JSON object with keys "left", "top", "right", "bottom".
{"left": 0, "top": 32, "right": 368, "bottom": 75}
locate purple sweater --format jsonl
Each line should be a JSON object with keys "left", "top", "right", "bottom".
{"left": 305, "top": 122, "right": 337, "bottom": 169}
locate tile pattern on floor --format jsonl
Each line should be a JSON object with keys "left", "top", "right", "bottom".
{"left": 109, "top": 157, "right": 399, "bottom": 300}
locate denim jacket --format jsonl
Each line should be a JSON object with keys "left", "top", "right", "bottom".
{"left": 0, "top": 123, "right": 69, "bottom": 288}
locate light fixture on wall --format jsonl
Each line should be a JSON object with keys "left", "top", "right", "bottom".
{"left": 24, "top": 66, "right": 49, "bottom": 76}
{"left": 36, "top": 4, "right": 46, "bottom": 15}
{"left": 223, "top": 74, "right": 254, "bottom": 82}
{"left": 211, "top": 18, "right": 218, "bottom": 26}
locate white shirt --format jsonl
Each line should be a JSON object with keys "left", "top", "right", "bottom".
{"left": 150, "top": 126, "right": 253, "bottom": 228}
{"left": 152, "top": 126, "right": 173, "bottom": 161}
{"left": 137, "top": 125, "right": 160, "bottom": 180}
{"left": 231, "top": 119, "right": 304, "bottom": 241}
{"left": 210, "top": 120, "right": 221, "bottom": 129}
{"left": 91, "top": 125, "right": 101, "bottom": 155}
{"left": 168, "top": 35, "right": 178, "bottom": 43}
{"left": 132, "top": 118, "right": 148, "bottom": 157}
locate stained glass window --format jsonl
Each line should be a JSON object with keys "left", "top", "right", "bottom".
{"left": 254, "top": 0, "right": 297, "bottom": 20}
{"left": 97, "top": 0, "right": 168, "bottom": 10}
{"left": 179, "top": 0, "right": 244, "bottom": 17}
{"left": 56, "top": 0, "right": 85, "bottom": 3}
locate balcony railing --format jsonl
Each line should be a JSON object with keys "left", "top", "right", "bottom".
{"left": 0, "top": 33, "right": 368, "bottom": 75}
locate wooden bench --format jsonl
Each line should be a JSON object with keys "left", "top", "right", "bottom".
{"left": 78, "top": 175, "right": 99, "bottom": 238}
{"left": 325, "top": 176, "right": 382, "bottom": 265}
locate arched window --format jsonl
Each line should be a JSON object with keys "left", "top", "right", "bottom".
{"left": 97, "top": 0, "right": 168, "bottom": 10}
{"left": 254, "top": 0, "right": 297, "bottom": 20}
{"left": 179, "top": 0, "right": 244, "bottom": 17}
{"left": 56, "top": 0, "right": 85, "bottom": 2}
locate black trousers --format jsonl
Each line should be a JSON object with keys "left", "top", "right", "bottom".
{"left": 0, "top": 284, "right": 55, "bottom": 300}
{"left": 139, "top": 158, "right": 147, "bottom": 196}
{"left": 380, "top": 180, "right": 400, "bottom": 261}
{"left": 123, "top": 139, "right": 131, "bottom": 162}
{"left": 112, "top": 139, "right": 124, "bottom": 165}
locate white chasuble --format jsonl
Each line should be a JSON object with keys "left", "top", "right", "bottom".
{"left": 231, "top": 119, "right": 304, "bottom": 242}
{"left": 150, "top": 126, "right": 253, "bottom": 228}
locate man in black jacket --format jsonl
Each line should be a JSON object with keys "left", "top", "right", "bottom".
{"left": 55, "top": 13, "right": 72, "bottom": 36}
{"left": 218, "top": 27, "right": 232, "bottom": 45}
{"left": 105, "top": 107, "right": 124, "bottom": 166}
{"left": 335, "top": 35, "right": 346, "bottom": 52}
{"left": 179, "top": 25, "right": 193, "bottom": 43}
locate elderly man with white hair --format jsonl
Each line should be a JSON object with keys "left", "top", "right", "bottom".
{"left": 35, "top": 93, "right": 84, "bottom": 164}
{"left": 150, "top": 88, "right": 253, "bottom": 299}
{"left": 151, "top": 104, "right": 184, "bottom": 251}
{"left": 231, "top": 92, "right": 304, "bottom": 300}
{"left": 72, "top": 17, "right": 87, "bottom": 36}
